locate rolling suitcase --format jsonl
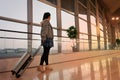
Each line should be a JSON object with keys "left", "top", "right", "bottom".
{"left": 11, "top": 45, "right": 41, "bottom": 78}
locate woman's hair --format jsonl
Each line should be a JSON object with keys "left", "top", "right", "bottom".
{"left": 43, "top": 12, "right": 51, "bottom": 20}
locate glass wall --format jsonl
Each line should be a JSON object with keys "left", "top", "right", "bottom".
{"left": 33, "top": 0, "right": 57, "bottom": 27}
{"left": 78, "top": 1, "right": 89, "bottom": 51}
{"left": 0, "top": 19, "right": 27, "bottom": 58}
{"left": 61, "top": 11, "right": 75, "bottom": 30}
{"left": 33, "top": 0, "right": 58, "bottom": 54}
{"left": 0, "top": 0, "right": 27, "bottom": 21}
{"left": 61, "top": 8, "right": 75, "bottom": 53}
{"left": 0, "top": 0, "right": 111, "bottom": 58}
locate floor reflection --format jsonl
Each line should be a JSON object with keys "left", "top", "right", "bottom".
{"left": 34, "top": 56, "right": 120, "bottom": 80}
{"left": 1, "top": 54, "right": 120, "bottom": 80}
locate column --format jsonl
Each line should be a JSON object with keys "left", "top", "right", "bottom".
{"left": 57, "top": 0, "right": 62, "bottom": 53}
{"left": 74, "top": 0, "right": 80, "bottom": 51}
{"left": 96, "top": 0, "right": 100, "bottom": 50}
{"left": 102, "top": 10, "right": 107, "bottom": 49}
{"left": 27, "top": 0, "right": 33, "bottom": 54}
{"left": 87, "top": 0, "right": 92, "bottom": 50}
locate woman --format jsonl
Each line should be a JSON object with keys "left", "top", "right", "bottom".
{"left": 37, "top": 12, "right": 54, "bottom": 72}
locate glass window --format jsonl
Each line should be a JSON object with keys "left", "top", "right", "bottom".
{"left": 80, "top": 34, "right": 88, "bottom": 39}
{"left": 92, "top": 40, "right": 98, "bottom": 49}
{"left": 99, "top": 23, "right": 103, "bottom": 30}
{"left": 100, "top": 30, "right": 104, "bottom": 37}
{"left": 91, "top": 24, "right": 97, "bottom": 35}
{"left": 61, "top": 38, "right": 72, "bottom": 53}
{"left": 61, "top": 11, "right": 75, "bottom": 29}
{"left": 0, "top": 20, "right": 27, "bottom": 39}
{"left": 79, "top": 19, "right": 88, "bottom": 33}
{"left": 100, "top": 42, "right": 104, "bottom": 49}
{"left": 92, "top": 36, "right": 98, "bottom": 50}
{"left": 78, "top": 4, "right": 87, "bottom": 20}
{"left": 90, "top": 15, "right": 96, "bottom": 25}
{"left": 80, "top": 39, "right": 89, "bottom": 50}
{"left": 92, "top": 36, "right": 97, "bottom": 40}
{"left": 0, "top": 20, "right": 27, "bottom": 32}
{"left": 62, "top": 31, "right": 68, "bottom": 37}
{"left": 0, "top": 39, "right": 27, "bottom": 58}
{"left": 0, "top": 31, "right": 27, "bottom": 39}
{"left": 33, "top": 0, "right": 57, "bottom": 27}
{"left": 0, "top": 0, "right": 27, "bottom": 21}
{"left": 33, "top": 26, "right": 41, "bottom": 34}
{"left": 79, "top": 14, "right": 87, "bottom": 20}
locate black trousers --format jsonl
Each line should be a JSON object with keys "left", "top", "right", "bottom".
{"left": 40, "top": 46, "right": 50, "bottom": 65}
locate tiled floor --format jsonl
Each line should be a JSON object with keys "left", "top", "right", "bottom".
{"left": 1, "top": 53, "right": 120, "bottom": 80}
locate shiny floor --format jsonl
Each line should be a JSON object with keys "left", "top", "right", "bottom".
{"left": 1, "top": 53, "right": 120, "bottom": 80}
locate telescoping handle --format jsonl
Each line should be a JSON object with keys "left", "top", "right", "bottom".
{"left": 32, "top": 45, "right": 42, "bottom": 57}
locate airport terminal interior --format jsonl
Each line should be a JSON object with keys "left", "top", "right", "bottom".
{"left": 0, "top": 0, "right": 120, "bottom": 80}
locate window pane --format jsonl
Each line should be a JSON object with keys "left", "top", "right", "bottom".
{"left": 80, "top": 40, "right": 89, "bottom": 50}
{"left": 100, "top": 41, "right": 104, "bottom": 49}
{"left": 0, "top": 31, "right": 27, "bottom": 39}
{"left": 0, "top": 20, "right": 27, "bottom": 32}
{"left": 79, "top": 19, "right": 88, "bottom": 33}
{"left": 80, "top": 34, "right": 88, "bottom": 39}
{"left": 90, "top": 15, "right": 96, "bottom": 25}
{"left": 99, "top": 23, "right": 103, "bottom": 30}
{"left": 0, "top": 39, "right": 27, "bottom": 58}
{"left": 92, "top": 36, "right": 97, "bottom": 40}
{"left": 78, "top": 3, "right": 87, "bottom": 20}
{"left": 62, "top": 31, "right": 68, "bottom": 37}
{"left": 0, "top": 0, "right": 27, "bottom": 21}
{"left": 91, "top": 24, "right": 97, "bottom": 35}
{"left": 92, "top": 41, "right": 98, "bottom": 49}
{"left": 79, "top": 14, "right": 87, "bottom": 20}
{"left": 33, "top": 1, "right": 57, "bottom": 27}
{"left": 61, "top": 11, "right": 75, "bottom": 29}
{"left": 61, "top": 38, "right": 72, "bottom": 53}
{"left": 100, "top": 30, "right": 104, "bottom": 37}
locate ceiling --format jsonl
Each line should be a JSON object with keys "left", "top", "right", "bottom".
{"left": 100, "top": 0, "right": 120, "bottom": 24}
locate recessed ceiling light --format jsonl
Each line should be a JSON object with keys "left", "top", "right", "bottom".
{"left": 112, "top": 17, "right": 115, "bottom": 20}
{"left": 116, "top": 17, "right": 119, "bottom": 20}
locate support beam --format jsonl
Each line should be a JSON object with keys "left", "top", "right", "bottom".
{"left": 27, "top": 0, "right": 33, "bottom": 54}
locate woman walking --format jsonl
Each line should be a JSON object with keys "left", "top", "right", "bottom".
{"left": 37, "top": 12, "right": 54, "bottom": 72}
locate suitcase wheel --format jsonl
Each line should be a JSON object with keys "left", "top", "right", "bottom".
{"left": 11, "top": 70, "right": 15, "bottom": 75}
{"left": 16, "top": 74, "right": 21, "bottom": 78}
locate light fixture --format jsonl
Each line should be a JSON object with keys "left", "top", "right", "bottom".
{"left": 111, "top": 17, "right": 119, "bottom": 20}
{"left": 112, "top": 17, "right": 115, "bottom": 20}
{"left": 116, "top": 17, "right": 119, "bottom": 20}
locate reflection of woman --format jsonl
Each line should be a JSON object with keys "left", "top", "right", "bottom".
{"left": 37, "top": 12, "right": 54, "bottom": 72}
